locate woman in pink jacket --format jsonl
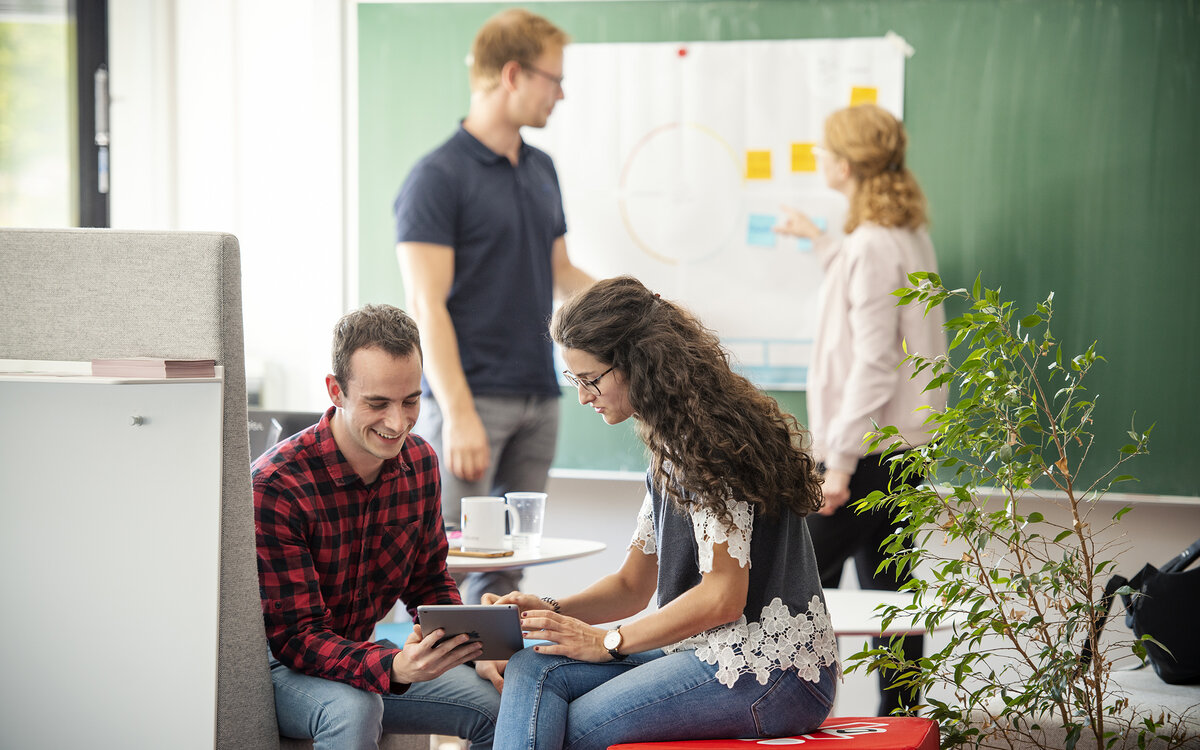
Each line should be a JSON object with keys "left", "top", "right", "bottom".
{"left": 776, "top": 103, "right": 947, "bottom": 715}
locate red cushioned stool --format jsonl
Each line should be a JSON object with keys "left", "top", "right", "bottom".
{"left": 608, "top": 716, "right": 939, "bottom": 750}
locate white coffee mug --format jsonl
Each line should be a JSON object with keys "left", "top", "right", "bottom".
{"left": 460, "top": 496, "right": 520, "bottom": 550}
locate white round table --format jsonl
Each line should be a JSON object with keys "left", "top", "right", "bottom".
{"left": 446, "top": 536, "right": 607, "bottom": 573}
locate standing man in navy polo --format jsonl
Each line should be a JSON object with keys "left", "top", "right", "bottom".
{"left": 394, "top": 8, "right": 593, "bottom": 603}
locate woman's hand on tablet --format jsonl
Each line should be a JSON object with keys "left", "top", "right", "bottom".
{"left": 519, "top": 611, "right": 610, "bottom": 662}
{"left": 483, "top": 590, "right": 544, "bottom": 614}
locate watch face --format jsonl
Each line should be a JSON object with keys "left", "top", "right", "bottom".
{"left": 604, "top": 629, "right": 621, "bottom": 650}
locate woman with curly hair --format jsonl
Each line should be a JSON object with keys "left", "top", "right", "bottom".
{"left": 775, "top": 103, "right": 947, "bottom": 715}
{"left": 483, "top": 275, "right": 839, "bottom": 749}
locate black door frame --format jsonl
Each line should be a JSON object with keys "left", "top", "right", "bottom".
{"left": 73, "top": 0, "right": 109, "bottom": 227}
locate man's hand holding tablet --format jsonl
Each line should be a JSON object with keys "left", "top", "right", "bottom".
{"left": 390, "top": 620, "right": 484, "bottom": 687}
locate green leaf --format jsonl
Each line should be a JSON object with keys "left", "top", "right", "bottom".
{"left": 1021, "top": 314, "right": 1042, "bottom": 328}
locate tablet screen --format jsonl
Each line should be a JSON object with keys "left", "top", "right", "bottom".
{"left": 415, "top": 604, "right": 524, "bottom": 660}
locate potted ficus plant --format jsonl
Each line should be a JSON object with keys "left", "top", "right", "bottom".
{"left": 846, "top": 273, "right": 1193, "bottom": 749}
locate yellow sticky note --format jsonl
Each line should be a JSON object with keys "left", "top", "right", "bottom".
{"left": 791, "top": 143, "right": 817, "bottom": 172}
{"left": 745, "top": 150, "right": 772, "bottom": 180}
{"left": 850, "top": 86, "right": 878, "bottom": 106}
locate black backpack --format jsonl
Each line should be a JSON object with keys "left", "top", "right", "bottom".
{"left": 1088, "top": 537, "right": 1200, "bottom": 684}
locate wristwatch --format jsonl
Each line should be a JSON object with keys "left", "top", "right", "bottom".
{"left": 603, "top": 626, "right": 626, "bottom": 660}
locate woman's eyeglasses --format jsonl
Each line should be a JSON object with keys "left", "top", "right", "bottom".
{"left": 562, "top": 365, "right": 614, "bottom": 396}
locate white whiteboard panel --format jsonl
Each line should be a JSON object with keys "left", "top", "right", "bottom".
{"left": 526, "top": 37, "right": 906, "bottom": 388}
{"left": 0, "top": 380, "right": 222, "bottom": 750}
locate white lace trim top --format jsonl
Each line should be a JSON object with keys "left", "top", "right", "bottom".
{"left": 629, "top": 492, "right": 840, "bottom": 688}
{"left": 630, "top": 492, "right": 657, "bottom": 555}
{"left": 628, "top": 491, "right": 756, "bottom": 571}
{"left": 666, "top": 595, "right": 839, "bottom": 687}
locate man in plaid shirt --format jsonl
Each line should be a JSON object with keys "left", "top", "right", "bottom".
{"left": 254, "top": 304, "right": 500, "bottom": 748}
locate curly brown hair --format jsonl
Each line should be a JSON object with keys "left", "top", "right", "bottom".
{"left": 826, "top": 104, "right": 928, "bottom": 233}
{"left": 551, "top": 276, "right": 823, "bottom": 521}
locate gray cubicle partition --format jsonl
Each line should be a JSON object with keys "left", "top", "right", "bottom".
{"left": 0, "top": 229, "right": 278, "bottom": 749}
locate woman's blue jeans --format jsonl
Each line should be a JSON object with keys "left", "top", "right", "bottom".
{"left": 270, "top": 652, "right": 499, "bottom": 750}
{"left": 493, "top": 647, "right": 837, "bottom": 750}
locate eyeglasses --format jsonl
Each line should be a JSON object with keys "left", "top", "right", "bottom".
{"left": 562, "top": 365, "right": 614, "bottom": 396}
{"left": 521, "top": 63, "right": 564, "bottom": 91}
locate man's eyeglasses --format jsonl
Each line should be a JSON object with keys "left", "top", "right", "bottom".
{"left": 562, "top": 365, "right": 614, "bottom": 396}
{"left": 521, "top": 63, "right": 564, "bottom": 91}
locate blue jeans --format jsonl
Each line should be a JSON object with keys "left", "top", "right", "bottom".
{"left": 270, "top": 650, "right": 499, "bottom": 750}
{"left": 493, "top": 647, "right": 837, "bottom": 750}
{"left": 417, "top": 394, "right": 560, "bottom": 603}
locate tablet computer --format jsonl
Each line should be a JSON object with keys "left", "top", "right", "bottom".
{"left": 415, "top": 604, "right": 523, "bottom": 660}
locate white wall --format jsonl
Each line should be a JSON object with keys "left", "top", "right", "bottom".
{"left": 108, "top": 0, "right": 350, "bottom": 410}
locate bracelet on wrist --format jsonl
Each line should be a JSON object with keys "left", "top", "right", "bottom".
{"left": 540, "top": 595, "right": 561, "bottom": 613}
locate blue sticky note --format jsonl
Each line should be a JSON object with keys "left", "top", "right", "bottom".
{"left": 796, "top": 216, "right": 829, "bottom": 251}
{"left": 747, "top": 214, "right": 777, "bottom": 247}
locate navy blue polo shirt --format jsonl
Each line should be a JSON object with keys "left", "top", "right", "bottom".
{"left": 394, "top": 125, "right": 566, "bottom": 398}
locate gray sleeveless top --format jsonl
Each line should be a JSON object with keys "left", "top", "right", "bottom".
{"left": 631, "top": 470, "right": 840, "bottom": 687}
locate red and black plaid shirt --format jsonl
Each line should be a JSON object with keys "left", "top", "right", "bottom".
{"left": 253, "top": 407, "right": 460, "bottom": 694}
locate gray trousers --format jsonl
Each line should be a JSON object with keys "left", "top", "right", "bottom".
{"left": 416, "top": 393, "right": 559, "bottom": 603}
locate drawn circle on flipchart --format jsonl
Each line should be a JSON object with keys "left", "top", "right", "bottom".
{"left": 618, "top": 122, "right": 742, "bottom": 266}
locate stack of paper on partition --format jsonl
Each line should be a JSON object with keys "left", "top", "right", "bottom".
{"left": 90, "top": 357, "right": 217, "bottom": 378}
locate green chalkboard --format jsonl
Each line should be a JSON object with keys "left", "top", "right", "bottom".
{"left": 358, "top": 1, "right": 1199, "bottom": 495}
